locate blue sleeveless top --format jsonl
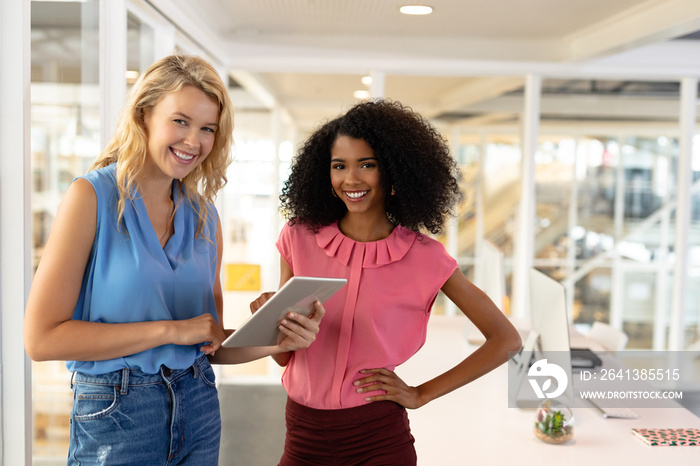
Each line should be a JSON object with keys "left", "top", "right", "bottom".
{"left": 66, "top": 163, "right": 219, "bottom": 374}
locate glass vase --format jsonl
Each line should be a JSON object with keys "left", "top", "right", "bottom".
{"left": 534, "top": 399, "right": 575, "bottom": 444}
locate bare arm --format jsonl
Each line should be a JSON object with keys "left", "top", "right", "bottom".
{"left": 201, "top": 218, "right": 226, "bottom": 357}
{"left": 214, "top": 218, "right": 225, "bottom": 329}
{"left": 354, "top": 268, "right": 522, "bottom": 409}
{"left": 23, "top": 179, "right": 226, "bottom": 362}
{"left": 270, "top": 257, "right": 296, "bottom": 366}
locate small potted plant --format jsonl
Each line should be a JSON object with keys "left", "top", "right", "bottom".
{"left": 534, "top": 400, "right": 574, "bottom": 444}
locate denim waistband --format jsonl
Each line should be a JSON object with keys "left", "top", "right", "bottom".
{"left": 72, "top": 355, "right": 210, "bottom": 393}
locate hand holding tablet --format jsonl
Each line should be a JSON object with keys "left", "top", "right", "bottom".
{"left": 222, "top": 276, "right": 347, "bottom": 348}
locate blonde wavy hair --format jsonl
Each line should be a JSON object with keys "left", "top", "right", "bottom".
{"left": 90, "top": 54, "right": 234, "bottom": 238}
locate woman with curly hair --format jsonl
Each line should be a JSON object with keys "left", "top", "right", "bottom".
{"left": 254, "top": 99, "right": 521, "bottom": 465}
{"left": 24, "top": 54, "right": 324, "bottom": 465}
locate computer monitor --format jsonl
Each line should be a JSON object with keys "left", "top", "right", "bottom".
{"left": 529, "top": 268, "right": 573, "bottom": 359}
{"left": 509, "top": 268, "right": 574, "bottom": 407}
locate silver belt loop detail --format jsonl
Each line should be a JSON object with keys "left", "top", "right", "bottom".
{"left": 120, "top": 368, "right": 129, "bottom": 395}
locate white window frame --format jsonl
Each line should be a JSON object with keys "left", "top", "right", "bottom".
{"left": 1, "top": 0, "right": 32, "bottom": 464}
{"left": 127, "top": 0, "right": 177, "bottom": 61}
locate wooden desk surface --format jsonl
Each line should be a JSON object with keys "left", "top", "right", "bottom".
{"left": 397, "top": 315, "right": 700, "bottom": 466}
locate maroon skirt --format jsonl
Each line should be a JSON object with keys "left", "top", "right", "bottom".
{"left": 278, "top": 397, "right": 417, "bottom": 466}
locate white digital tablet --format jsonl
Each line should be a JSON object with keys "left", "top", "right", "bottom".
{"left": 222, "top": 276, "right": 347, "bottom": 348}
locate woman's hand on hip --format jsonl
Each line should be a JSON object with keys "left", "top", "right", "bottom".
{"left": 353, "top": 368, "right": 426, "bottom": 409}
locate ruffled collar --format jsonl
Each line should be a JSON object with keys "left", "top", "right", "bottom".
{"left": 315, "top": 222, "right": 416, "bottom": 268}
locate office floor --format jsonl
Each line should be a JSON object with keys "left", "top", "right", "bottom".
{"left": 219, "top": 384, "right": 286, "bottom": 466}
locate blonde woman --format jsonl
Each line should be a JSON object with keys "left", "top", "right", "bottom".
{"left": 24, "top": 55, "right": 324, "bottom": 465}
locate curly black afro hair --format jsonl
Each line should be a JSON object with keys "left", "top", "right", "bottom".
{"left": 280, "top": 99, "right": 463, "bottom": 234}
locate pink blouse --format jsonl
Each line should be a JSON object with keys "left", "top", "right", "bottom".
{"left": 276, "top": 222, "right": 458, "bottom": 409}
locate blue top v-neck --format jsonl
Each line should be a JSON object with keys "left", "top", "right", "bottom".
{"left": 66, "top": 163, "right": 219, "bottom": 374}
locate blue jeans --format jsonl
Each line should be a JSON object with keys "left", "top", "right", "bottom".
{"left": 68, "top": 355, "right": 221, "bottom": 465}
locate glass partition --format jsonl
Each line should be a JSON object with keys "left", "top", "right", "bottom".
{"left": 126, "top": 11, "right": 155, "bottom": 90}
{"left": 529, "top": 78, "right": 693, "bottom": 349}
{"left": 685, "top": 131, "right": 700, "bottom": 348}
{"left": 535, "top": 132, "right": 683, "bottom": 349}
{"left": 30, "top": 1, "right": 101, "bottom": 461}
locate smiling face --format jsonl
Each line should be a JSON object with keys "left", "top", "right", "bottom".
{"left": 142, "top": 85, "right": 219, "bottom": 181}
{"left": 330, "top": 135, "right": 387, "bottom": 219}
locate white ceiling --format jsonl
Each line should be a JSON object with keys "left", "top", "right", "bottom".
{"left": 200, "top": 0, "right": 641, "bottom": 41}
{"left": 45, "top": 0, "right": 700, "bottom": 137}
{"left": 159, "top": 0, "right": 698, "bottom": 62}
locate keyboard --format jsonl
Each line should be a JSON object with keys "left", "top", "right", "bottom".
{"left": 587, "top": 398, "right": 639, "bottom": 419}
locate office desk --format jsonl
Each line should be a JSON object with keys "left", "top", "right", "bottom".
{"left": 397, "top": 315, "right": 700, "bottom": 466}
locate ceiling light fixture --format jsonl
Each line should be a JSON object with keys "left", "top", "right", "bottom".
{"left": 399, "top": 5, "right": 433, "bottom": 15}
{"left": 361, "top": 76, "right": 373, "bottom": 86}
{"left": 353, "top": 90, "right": 370, "bottom": 99}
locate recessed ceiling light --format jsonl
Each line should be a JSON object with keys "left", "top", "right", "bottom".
{"left": 400, "top": 5, "right": 433, "bottom": 15}
{"left": 353, "top": 90, "right": 370, "bottom": 99}
{"left": 361, "top": 76, "right": 373, "bottom": 86}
